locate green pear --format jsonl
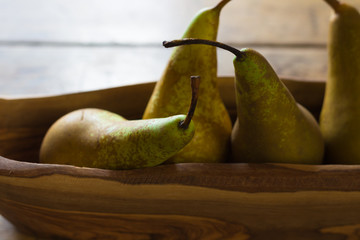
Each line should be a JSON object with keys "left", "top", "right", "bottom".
{"left": 164, "top": 39, "right": 324, "bottom": 164}
{"left": 39, "top": 77, "right": 200, "bottom": 170}
{"left": 143, "top": 0, "right": 232, "bottom": 164}
{"left": 319, "top": 0, "right": 360, "bottom": 164}
{"left": 231, "top": 49, "right": 324, "bottom": 164}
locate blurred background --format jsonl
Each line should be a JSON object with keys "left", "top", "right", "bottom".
{"left": 0, "top": 0, "right": 359, "bottom": 97}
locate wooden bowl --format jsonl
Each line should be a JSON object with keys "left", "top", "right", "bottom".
{"left": 1, "top": 77, "right": 360, "bottom": 240}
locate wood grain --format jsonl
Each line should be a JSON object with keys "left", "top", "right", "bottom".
{"left": 3, "top": 0, "right": 354, "bottom": 96}
{"left": 0, "top": 77, "right": 324, "bottom": 162}
{"left": 2, "top": 156, "right": 360, "bottom": 193}
{"left": 2, "top": 0, "right": 360, "bottom": 239}
{"left": 1, "top": 0, "right": 359, "bottom": 45}
{"left": 0, "top": 77, "right": 359, "bottom": 240}
{"left": 0, "top": 46, "right": 327, "bottom": 97}
{"left": 0, "top": 198, "right": 249, "bottom": 240}
{"left": 1, "top": 161, "right": 360, "bottom": 240}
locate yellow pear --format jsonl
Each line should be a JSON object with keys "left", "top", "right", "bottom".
{"left": 143, "top": 0, "right": 232, "bottom": 163}
{"left": 319, "top": 0, "right": 360, "bottom": 164}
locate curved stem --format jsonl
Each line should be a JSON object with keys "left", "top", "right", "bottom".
{"left": 179, "top": 76, "right": 200, "bottom": 129}
{"left": 163, "top": 38, "right": 245, "bottom": 60}
{"left": 323, "top": 0, "right": 341, "bottom": 13}
{"left": 214, "top": 0, "right": 231, "bottom": 11}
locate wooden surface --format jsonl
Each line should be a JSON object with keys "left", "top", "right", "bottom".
{"left": 3, "top": 157, "right": 360, "bottom": 240}
{"left": 1, "top": 77, "right": 360, "bottom": 240}
{"left": 0, "top": 77, "right": 356, "bottom": 240}
{"left": 1, "top": 0, "right": 358, "bottom": 98}
{"left": 0, "top": 0, "right": 359, "bottom": 239}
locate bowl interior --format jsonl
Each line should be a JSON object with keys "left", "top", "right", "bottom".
{"left": 0, "top": 77, "right": 325, "bottom": 163}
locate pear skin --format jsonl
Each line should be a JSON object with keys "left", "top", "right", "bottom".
{"left": 143, "top": 0, "right": 232, "bottom": 164}
{"left": 163, "top": 39, "right": 324, "bottom": 164}
{"left": 319, "top": 1, "right": 360, "bottom": 164}
{"left": 230, "top": 48, "right": 324, "bottom": 164}
{"left": 39, "top": 108, "right": 195, "bottom": 170}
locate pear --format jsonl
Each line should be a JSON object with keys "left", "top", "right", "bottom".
{"left": 319, "top": 0, "right": 360, "bottom": 164}
{"left": 164, "top": 39, "right": 324, "bottom": 164}
{"left": 143, "top": 0, "right": 232, "bottom": 164}
{"left": 39, "top": 76, "right": 200, "bottom": 170}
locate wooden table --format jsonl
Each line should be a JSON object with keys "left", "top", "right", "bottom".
{"left": 2, "top": 0, "right": 346, "bottom": 98}
{"left": 0, "top": 0, "right": 359, "bottom": 239}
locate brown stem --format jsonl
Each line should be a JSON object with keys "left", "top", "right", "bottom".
{"left": 179, "top": 76, "right": 200, "bottom": 129}
{"left": 323, "top": 0, "right": 341, "bottom": 13}
{"left": 163, "top": 38, "right": 246, "bottom": 60}
{"left": 214, "top": 0, "right": 231, "bottom": 11}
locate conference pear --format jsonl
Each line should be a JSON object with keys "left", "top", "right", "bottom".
{"left": 164, "top": 39, "right": 324, "bottom": 164}
{"left": 143, "top": 0, "right": 232, "bottom": 164}
{"left": 319, "top": 0, "right": 360, "bottom": 164}
{"left": 39, "top": 76, "right": 200, "bottom": 170}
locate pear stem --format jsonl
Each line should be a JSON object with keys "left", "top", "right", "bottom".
{"left": 179, "top": 76, "right": 200, "bottom": 130}
{"left": 214, "top": 0, "right": 231, "bottom": 11}
{"left": 323, "top": 0, "right": 341, "bottom": 13}
{"left": 163, "top": 38, "right": 245, "bottom": 60}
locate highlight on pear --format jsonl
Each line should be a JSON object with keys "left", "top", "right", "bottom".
{"left": 143, "top": 0, "right": 233, "bottom": 164}
{"left": 164, "top": 38, "right": 324, "bottom": 165}
{"left": 319, "top": 0, "right": 360, "bottom": 164}
{"left": 39, "top": 76, "right": 201, "bottom": 170}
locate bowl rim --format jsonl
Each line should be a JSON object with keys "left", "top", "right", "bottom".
{"left": 2, "top": 155, "right": 360, "bottom": 193}
{"left": 2, "top": 76, "right": 354, "bottom": 194}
